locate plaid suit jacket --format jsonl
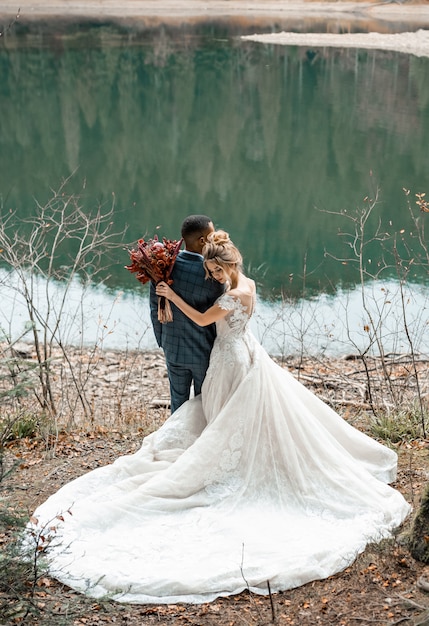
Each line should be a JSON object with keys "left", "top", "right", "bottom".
{"left": 150, "top": 250, "right": 224, "bottom": 366}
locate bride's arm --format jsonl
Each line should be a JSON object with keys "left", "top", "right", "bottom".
{"left": 155, "top": 281, "right": 228, "bottom": 327}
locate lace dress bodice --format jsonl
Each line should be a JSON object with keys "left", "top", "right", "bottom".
{"left": 215, "top": 292, "right": 253, "bottom": 338}
{"left": 202, "top": 293, "right": 256, "bottom": 422}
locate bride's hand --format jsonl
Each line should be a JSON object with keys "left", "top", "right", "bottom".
{"left": 156, "top": 281, "right": 174, "bottom": 301}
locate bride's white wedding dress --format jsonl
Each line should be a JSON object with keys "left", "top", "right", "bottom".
{"left": 27, "top": 293, "right": 410, "bottom": 604}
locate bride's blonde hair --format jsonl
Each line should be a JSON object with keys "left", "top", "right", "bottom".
{"left": 202, "top": 230, "right": 242, "bottom": 278}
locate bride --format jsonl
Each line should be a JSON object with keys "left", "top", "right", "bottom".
{"left": 27, "top": 230, "right": 410, "bottom": 605}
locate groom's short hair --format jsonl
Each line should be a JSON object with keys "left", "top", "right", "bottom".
{"left": 181, "top": 215, "right": 213, "bottom": 240}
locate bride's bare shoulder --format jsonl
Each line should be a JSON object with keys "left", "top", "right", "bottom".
{"left": 228, "top": 279, "right": 256, "bottom": 307}
{"left": 248, "top": 278, "right": 256, "bottom": 294}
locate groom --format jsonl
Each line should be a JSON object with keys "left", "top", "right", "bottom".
{"left": 150, "top": 215, "right": 224, "bottom": 413}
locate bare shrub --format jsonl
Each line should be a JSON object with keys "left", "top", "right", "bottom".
{"left": 0, "top": 179, "right": 126, "bottom": 427}
{"left": 320, "top": 180, "right": 429, "bottom": 431}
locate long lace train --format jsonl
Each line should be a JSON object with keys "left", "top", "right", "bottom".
{"left": 25, "top": 293, "right": 410, "bottom": 604}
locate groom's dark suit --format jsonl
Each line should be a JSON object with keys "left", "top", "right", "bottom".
{"left": 150, "top": 250, "right": 224, "bottom": 413}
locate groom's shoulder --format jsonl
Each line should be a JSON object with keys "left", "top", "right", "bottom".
{"left": 175, "top": 250, "right": 203, "bottom": 265}
{"left": 172, "top": 253, "right": 203, "bottom": 277}
{"left": 171, "top": 254, "right": 203, "bottom": 286}
{"left": 171, "top": 257, "right": 221, "bottom": 297}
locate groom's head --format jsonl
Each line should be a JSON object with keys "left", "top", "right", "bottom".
{"left": 181, "top": 215, "right": 215, "bottom": 254}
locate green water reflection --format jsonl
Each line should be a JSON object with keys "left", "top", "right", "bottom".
{"left": 1, "top": 24, "right": 429, "bottom": 297}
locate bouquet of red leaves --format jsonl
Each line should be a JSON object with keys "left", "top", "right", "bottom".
{"left": 125, "top": 234, "right": 183, "bottom": 323}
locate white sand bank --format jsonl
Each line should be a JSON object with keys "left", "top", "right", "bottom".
{"left": 242, "top": 28, "right": 429, "bottom": 57}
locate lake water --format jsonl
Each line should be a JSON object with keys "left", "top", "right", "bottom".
{"left": 1, "top": 19, "right": 429, "bottom": 354}
{"left": 1, "top": 268, "right": 429, "bottom": 356}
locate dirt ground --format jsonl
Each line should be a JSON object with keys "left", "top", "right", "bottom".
{"left": 3, "top": 351, "right": 429, "bottom": 626}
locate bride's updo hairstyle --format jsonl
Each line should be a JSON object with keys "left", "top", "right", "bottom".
{"left": 202, "top": 230, "right": 242, "bottom": 280}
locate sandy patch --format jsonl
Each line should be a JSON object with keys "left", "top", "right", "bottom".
{"left": 242, "top": 27, "right": 429, "bottom": 57}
